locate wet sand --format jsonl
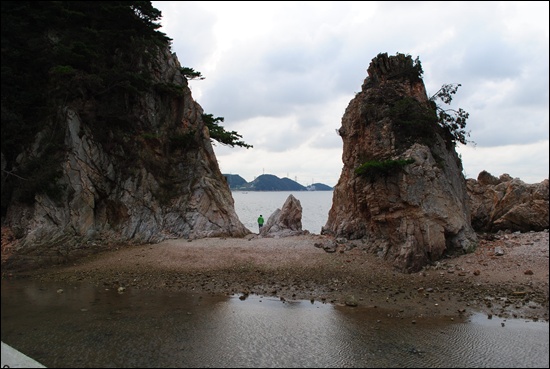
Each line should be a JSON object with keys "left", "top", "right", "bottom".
{"left": 6, "top": 231, "right": 549, "bottom": 321}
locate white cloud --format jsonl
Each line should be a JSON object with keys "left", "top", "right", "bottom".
{"left": 457, "top": 140, "right": 549, "bottom": 184}
{"left": 153, "top": 1, "right": 549, "bottom": 187}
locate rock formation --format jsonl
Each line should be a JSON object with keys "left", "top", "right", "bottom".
{"left": 322, "top": 53, "right": 477, "bottom": 272}
{"left": 260, "top": 194, "right": 306, "bottom": 237}
{"left": 467, "top": 171, "right": 549, "bottom": 232}
{"left": 1, "top": 46, "right": 250, "bottom": 270}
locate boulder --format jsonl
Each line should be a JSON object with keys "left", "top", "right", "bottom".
{"left": 260, "top": 194, "right": 306, "bottom": 237}
{"left": 467, "top": 171, "right": 549, "bottom": 232}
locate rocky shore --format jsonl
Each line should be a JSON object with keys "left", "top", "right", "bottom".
{"left": 6, "top": 230, "right": 549, "bottom": 322}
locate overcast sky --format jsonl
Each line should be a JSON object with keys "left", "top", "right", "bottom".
{"left": 152, "top": 1, "right": 549, "bottom": 187}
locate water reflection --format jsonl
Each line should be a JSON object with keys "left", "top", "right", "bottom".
{"left": 2, "top": 280, "right": 548, "bottom": 368}
{"left": 199, "top": 297, "right": 349, "bottom": 368}
{"left": 334, "top": 305, "right": 549, "bottom": 368}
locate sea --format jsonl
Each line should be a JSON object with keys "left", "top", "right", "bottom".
{"left": 231, "top": 190, "right": 333, "bottom": 234}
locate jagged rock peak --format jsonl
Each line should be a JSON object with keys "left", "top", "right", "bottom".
{"left": 259, "top": 194, "right": 307, "bottom": 238}
{"left": 362, "top": 52, "right": 428, "bottom": 103}
{"left": 323, "top": 53, "right": 477, "bottom": 273}
{"left": 366, "top": 52, "right": 422, "bottom": 83}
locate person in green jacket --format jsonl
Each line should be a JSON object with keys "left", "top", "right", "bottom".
{"left": 257, "top": 215, "right": 264, "bottom": 232}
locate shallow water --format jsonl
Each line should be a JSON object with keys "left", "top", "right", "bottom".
{"left": 2, "top": 279, "right": 548, "bottom": 368}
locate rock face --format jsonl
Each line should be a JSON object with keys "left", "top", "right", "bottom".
{"left": 1, "top": 47, "right": 250, "bottom": 270}
{"left": 260, "top": 195, "right": 306, "bottom": 237}
{"left": 322, "top": 53, "right": 477, "bottom": 272}
{"left": 467, "top": 171, "right": 549, "bottom": 232}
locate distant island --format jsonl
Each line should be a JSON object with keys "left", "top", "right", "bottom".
{"left": 223, "top": 174, "right": 333, "bottom": 191}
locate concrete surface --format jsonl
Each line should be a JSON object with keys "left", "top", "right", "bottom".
{"left": 1, "top": 342, "right": 46, "bottom": 368}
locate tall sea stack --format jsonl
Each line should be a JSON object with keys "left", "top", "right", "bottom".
{"left": 322, "top": 53, "right": 477, "bottom": 272}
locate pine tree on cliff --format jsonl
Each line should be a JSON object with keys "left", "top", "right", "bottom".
{"left": 1, "top": 1, "right": 250, "bottom": 215}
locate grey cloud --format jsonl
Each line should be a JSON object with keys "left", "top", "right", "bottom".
{"left": 200, "top": 59, "right": 338, "bottom": 122}
{"left": 310, "top": 131, "right": 342, "bottom": 150}
{"left": 509, "top": 61, "right": 550, "bottom": 107}
{"left": 153, "top": 1, "right": 548, "bottom": 184}
{"left": 157, "top": 2, "right": 217, "bottom": 68}
{"left": 467, "top": 107, "right": 549, "bottom": 147}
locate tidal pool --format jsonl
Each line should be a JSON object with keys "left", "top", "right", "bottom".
{"left": 1, "top": 280, "right": 548, "bottom": 368}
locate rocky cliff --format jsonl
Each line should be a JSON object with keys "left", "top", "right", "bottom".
{"left": 1, "top": 44, "right": 250, "bottom": 270}
{"left": 322, "top": 53, "right": 478, "bottom": 272}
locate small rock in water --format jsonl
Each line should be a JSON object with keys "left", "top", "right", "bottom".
{"left": 345, "top": 296, "right": 358, "bottom": 307}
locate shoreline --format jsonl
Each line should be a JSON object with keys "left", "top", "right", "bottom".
{"left": 4, "top": 231, "right": 549, "bottom": 321}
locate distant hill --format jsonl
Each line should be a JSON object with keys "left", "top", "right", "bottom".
{"left": 223, "top": 173, "right": 332, "bottom": 191}
{"left": 307, "top": 183, "right": 333, "bottom": 191}
{"left": 243, "top": 174, "right": 306, "bottom": 191}
{"left": 223, "top": 174, "right": 247, "bottom": 188}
